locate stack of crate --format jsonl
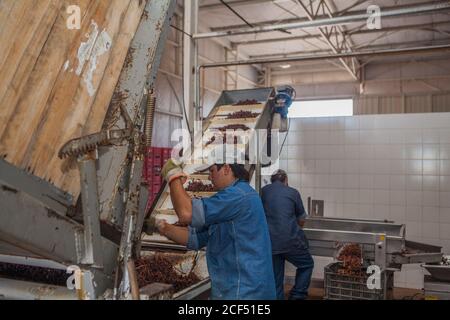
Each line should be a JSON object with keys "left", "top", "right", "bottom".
{"left": 144, "top": 147, "right": 172, "bottom": 210}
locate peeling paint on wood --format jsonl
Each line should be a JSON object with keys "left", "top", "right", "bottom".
{"left": 76, "top": 20, "right": 99, "bottom": 76}
{"left": 83, "top": 29, "right": 112, "bottom": 96}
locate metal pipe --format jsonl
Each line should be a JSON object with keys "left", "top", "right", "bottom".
{"left": 248, "top": 38, "right": 450, "bottom": 59}
{"left": 155, "top": 108, "right": 183, "bottom": 119}
{"left": 193, "top": 2, "right": 450, "bottom": 39}
{"left": 194, "top": 42, "right": 201, "bottom": 122}
{"left": 199, "top": 44, "right": 450, "bottom": 69}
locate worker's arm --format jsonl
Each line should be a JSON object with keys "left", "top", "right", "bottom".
{"left": 294, "top": 190, "right": 307, "bottom": 229}
{"left": 161, "top": 158, "right": 193, "bottom": 224}
{"left": 169, "top": 178, "right": 193, "bottom": 224}
{"left": 157, "top": 220, "right": 209, "bottom": 249}
{"left": 157, "top": 219, "right": 189, "bottom": 245}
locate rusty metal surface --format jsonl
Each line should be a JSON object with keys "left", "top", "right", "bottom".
{"left": 0, "top": 159, "right": 73, "bottom": 215}
{"left": 97, "top": 0, "right": 176, "bottom": 232}
{"left": 140, "top": 282, "right": 174, "bottom": 300}
{"left": 0, "top": 278, "right": 78, "bottom": 300}
{"left": 0, "top": 186, "right": 118, "bottom": 297}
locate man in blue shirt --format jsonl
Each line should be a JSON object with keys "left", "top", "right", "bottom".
{"left": 156, "top": 148, "right": 276, "bottom": 300}
{"left": 261, "top": 169, "right": 314, "bottom": 300}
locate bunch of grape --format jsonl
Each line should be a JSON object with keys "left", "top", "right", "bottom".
{"left": 186, "top": 180, "right": 215, "bottom": 192}
{"left": 217, "top": 124, "right": 250, "bottom": 131}
{"left": 0, "top": 262, "right": 68, "bottom": 286}
{"left": 136, "top": 255, "right": 200, "bottom": 292}
{"left": 205, "top": 124, "right": 250, "bottom": 146}
{"left": 226, "top": 110, "right": 259, "bottom": 119}
{"left": 233, "top": 99, "right": 259, "bottom": 106}
{"left": 337, "top": 243, "right": 363, "bottom": 276}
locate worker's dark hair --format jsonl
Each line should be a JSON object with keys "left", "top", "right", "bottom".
{"left": 216, "top": 163, "right": 249, "bottom": 181}
{"left": 271, "top": 169, "right": 287, "bottom": 183}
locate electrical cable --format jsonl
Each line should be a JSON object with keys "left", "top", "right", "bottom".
{"left": 279, "top": 117, "right": 290, "bottom": 157}
{"left": 171, "top": 24, "right": 192, "bottom": 38}
{"left": 220, "top": 0, "right": 291, "bottom": 34}
{"left": 219, "top": 0, "right": 254, "bottom": 28}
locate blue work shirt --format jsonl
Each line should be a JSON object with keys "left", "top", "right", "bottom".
{"left": 187, "top": 179, "right": 276, "bottom": 300}
{"left": 261, "top": 181, "right": 309, "bottom": 254}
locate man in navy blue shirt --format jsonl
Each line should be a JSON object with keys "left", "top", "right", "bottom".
{"left": 261, "top": 169, "right": 314, "bottom": 300}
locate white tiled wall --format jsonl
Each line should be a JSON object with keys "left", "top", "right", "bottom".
{"left": 279, "top": 113, "right": 450, "bottom": 289}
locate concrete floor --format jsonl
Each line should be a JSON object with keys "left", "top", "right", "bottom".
{"left": 195, "top": 277, "right": 424, "bottom": 300}
{"left": 284, "top": 283, "right": 424, "bottom": 300}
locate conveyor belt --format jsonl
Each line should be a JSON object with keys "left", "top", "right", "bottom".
{"left": 139, "top": 87, "right": 277, "bottom": 297}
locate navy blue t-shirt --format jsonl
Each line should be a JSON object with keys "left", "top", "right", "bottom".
{"left": 261, "top": 181, "right": 309, "bottom": 254}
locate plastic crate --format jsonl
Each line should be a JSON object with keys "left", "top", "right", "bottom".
{"left": 144, "top": 147, "right": 172, "bottom": 183}
{"left": 324, "top": 262, "right": 393, "bottom": 300}
{"left": 144, "top": 147, "right": 172, "bottom": 210}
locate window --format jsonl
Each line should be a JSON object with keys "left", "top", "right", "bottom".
{"left": 288, "top": 99, "right": 353, "bottom": 118}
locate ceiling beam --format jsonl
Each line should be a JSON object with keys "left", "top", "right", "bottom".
{"left": 270, "top": 66, "right": 345, "bottom": 76}
{"left": 199, "top": 44, "right": 450, "bottom": 69}
{"left": 205, "top": 0, "right": 450, "bottom": 33}
{"left": 231, "top": 21, "right": 450, "bottom": 46}
{"left": 247, "top": 38, "right": 450, "bottom": 59}
{"left": 211, "top": 17, "right": 308, "bottom": 32}
{"left": 296, "top": 0, "right": 360, "bottom": 80}
{"left": 194, "top": 1, "right": 450, "bottom": 39}
{"left": 199, "top": 0, "right": 274, "bottom": 10}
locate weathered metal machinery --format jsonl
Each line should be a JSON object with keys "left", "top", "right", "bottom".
{"left": 0, "top": 0, "right": 176, "bottom": 300}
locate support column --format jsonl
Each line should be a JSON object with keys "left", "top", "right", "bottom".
{"left": 183, "top": 0, "right": 198, "bottom": 134}
{"left": 265, "top": 66, "right": 271, "bottom": 87}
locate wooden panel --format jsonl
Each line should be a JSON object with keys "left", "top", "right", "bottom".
{"left": 61, "top": 0, "right": 147, "bottom": 192}
{"left": 0, "top": 0, "right": 29, "bottom": 69}
{"left": 0, "top": 0, "right": 52, "bottom": 102}
{"left": 26, "top": 0, "right": 131, "bottom": 181}
{"left": 0, "top": 0, "right": 62, "bottom": 137}
{"left": 0, "top": 0, "right": 96, "bottom": 163}
{"left": 0, "top": 1, "right": 16, "bottom": 33}
{"left": 0, "top": 0, "right": 146, "bottom": 200}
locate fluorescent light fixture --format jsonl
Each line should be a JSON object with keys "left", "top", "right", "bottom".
{"left": 280, "top": 64, "right": 291, "bottom": 69}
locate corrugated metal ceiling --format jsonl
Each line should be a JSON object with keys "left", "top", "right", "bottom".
{"left": 197, "top": 0, "right": 450, "bottom": 67}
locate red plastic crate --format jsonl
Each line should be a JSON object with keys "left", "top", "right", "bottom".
{"left": 143, "top": 147, "right": 172, "bottom": 210}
